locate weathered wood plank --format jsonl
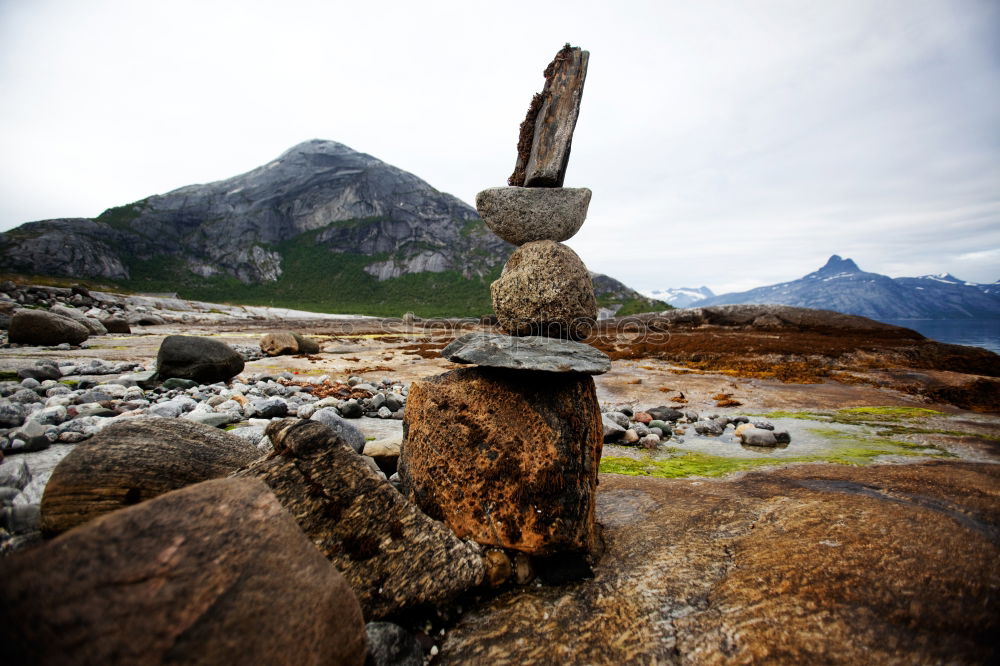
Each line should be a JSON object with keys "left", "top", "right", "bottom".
{"left": 508, "top": 44, "right": 589, "bottom": 187}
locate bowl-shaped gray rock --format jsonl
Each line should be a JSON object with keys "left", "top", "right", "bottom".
{"left": 476, "top": 187, "right": 591, "bottom": 245}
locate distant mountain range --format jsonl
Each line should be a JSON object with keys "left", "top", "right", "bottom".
{"left": 642, "top": 286, "right": 715, "bottom": 309}
{"left": 0, "top": 139, "right": 662, "bottom": 317}
{"left": 694, "top": 255, "right": 1000, "bottom": 319}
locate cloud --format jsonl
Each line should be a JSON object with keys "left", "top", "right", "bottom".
{"left": 1, "top": 0, "right": 998, "bottom": 292}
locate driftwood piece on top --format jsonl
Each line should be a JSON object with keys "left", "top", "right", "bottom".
{"left": 509, "top": 44, "right": 590, "bottom": 187}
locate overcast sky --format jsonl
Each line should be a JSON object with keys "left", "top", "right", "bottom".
{"left": 1, "top": 0, "right": 998, "bottom": 293}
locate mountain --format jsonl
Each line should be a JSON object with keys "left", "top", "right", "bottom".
{"left": 699, "top": 255, "right": 1000, "bottom": 319}
{"left": 641, "top": 286, "right": 714, "bottom": 309}
{"left": 0, "top": 139, "right": 653, "bottom": 317}
{"left": 590, "top": 273, "right": 668, "bottom": 317}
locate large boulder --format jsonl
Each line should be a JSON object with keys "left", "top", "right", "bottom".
{"left": 292, "top": 332, "right": 321, "bottom": 354}
{"left": 51, "top": 304, "right": 108, "bottom": 335}
{"left": 491, "top": 240, "right": 597, "bottom": 340}
{"left": 235, "top": 419, "right": 484, "bottom": 620}
{"left": 475, "top": 187, "right": 591, "bottom": 246}
{"left": 41, "top": 418, "right": 260, "bottom": 536}
{"left": 260, "top": 330, "right": 298, "bottom": 356}
{"left": 7, "top": 309, "right": 89, "bottom": 346}
{"left": 0, "top": 477, "right": 368, "bottom": 665}
{"left": 156, "top": 334, "right": 245, "bottom": 383}
{"left": 399, "top": 366, "right": 603, "bottom": 556}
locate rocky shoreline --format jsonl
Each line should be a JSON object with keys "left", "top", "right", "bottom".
{"left": 0, "top": 291, "right": 998, "bottom": 663}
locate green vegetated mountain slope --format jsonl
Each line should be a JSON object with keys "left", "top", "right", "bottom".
{"left": 0, "top": 140, "right": 664, "bottom": 317}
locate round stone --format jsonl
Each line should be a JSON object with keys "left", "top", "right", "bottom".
{"left": 475, "top": 187, "right": 592, "bottom": 246}
{"left": 491, "top": 240, "right": 597, "bottom": 340}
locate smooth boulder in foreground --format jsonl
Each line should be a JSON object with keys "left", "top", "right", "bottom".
{"left": 1, "top": 477, "right": 368, "bottom": 666}
{"left": 41, "top": 418, "right": 260, "bottom": 536}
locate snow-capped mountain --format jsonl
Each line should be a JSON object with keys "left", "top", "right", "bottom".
{"left": 641, "top": 286, "right": 715, "bottom": 309}
{"left": 698, "top": 255, "right": 1000, "bottom": 319}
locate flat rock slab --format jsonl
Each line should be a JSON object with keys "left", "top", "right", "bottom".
{"left": 442, "top": 332, "right": 610, "bottom": 374}
{"left": 0, "top": 477, "right": 367, "bottom": 666}
{"left": 475, "top": 187, "right": 591, "bottom": 246}
{"left": 439, "top": 461, "right": 1000, "bottom": 664}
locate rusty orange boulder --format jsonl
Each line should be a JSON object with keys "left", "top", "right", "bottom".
{"left": 399, "top": 366, "right": 603, "bottom": 556}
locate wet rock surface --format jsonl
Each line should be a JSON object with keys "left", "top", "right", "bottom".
{"left": 365, "top": 622, "right": 424, "bottom": 666}
{"left": 439, "top": 461, "right": 1000, "bottom": 664}
{"left": 40, "top": 418, "right": 260, "bottom": 536}
{"left": 400, "top": 366, "right": 603, "bottom": 556}
{"left": 235, "top": 418, "right": 484, "bottom": 620}
{"left": 0, "top": 477, "right": 368, "bottom": 666}
{"left": 442, "top": 331, "right": 610, "bottom": 374}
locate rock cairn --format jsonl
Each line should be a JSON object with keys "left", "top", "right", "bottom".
{"left": 400, "top": 45, "right": 609, "bottom": 582}
{"left": 482, "top": 43, "right": 596, "bottom": 340}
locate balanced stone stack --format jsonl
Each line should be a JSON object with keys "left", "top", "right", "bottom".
{"left": 400, "top": 45, "right": 609, "bottom": 579}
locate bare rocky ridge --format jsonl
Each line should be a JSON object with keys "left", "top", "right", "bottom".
{"left": 0, "top": 142, "right": 657, "bottom": 316}
{"left": 0, "top": 140, "right": 510, "bottom": 285}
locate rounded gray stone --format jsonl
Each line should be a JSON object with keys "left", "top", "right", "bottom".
{"left": 476, "top": 187, "right": 592, "bottom": 245}
{"left": 309, "top": 407, "right": 365, "bottom": 452}
{"left": 741, "top": 427, "right": 779, "bottom": 446}
{"left": 441, "top": 332, "right": 610, "bottom": 375}
{"left": 491, "top": 240, "right": 597, "bottom": 341}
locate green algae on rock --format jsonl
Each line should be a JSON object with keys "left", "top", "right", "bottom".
{"left": 601, "top": 453, "right": 787, "bottom": 478}
{"left": 600, "top": 423, "right": 955, "bottom": 479}
{"left": 836, "top": 406, "right": 942, "bottom": 419}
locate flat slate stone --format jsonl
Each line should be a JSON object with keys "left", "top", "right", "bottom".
{"left": 442, "top": 332, "right": 610, "bottom": 375}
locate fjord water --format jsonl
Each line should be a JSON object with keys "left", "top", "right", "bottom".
{"left": 880, "top": 318, "right": 1000, "bottom": 354}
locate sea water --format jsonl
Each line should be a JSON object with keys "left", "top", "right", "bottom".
{"left": 878, "top": 319, "right": 1000, "bottom": 355}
